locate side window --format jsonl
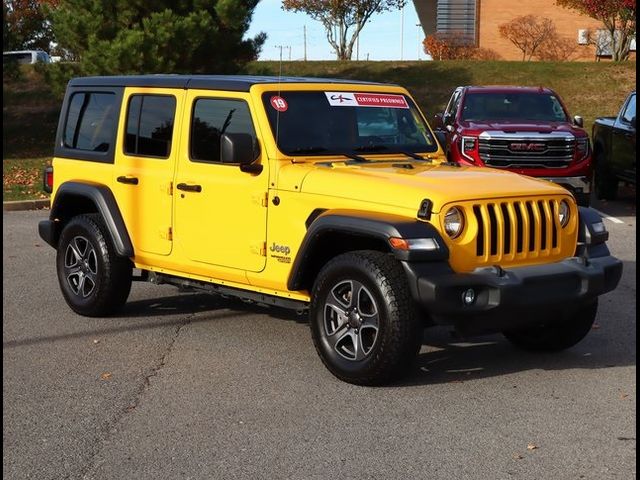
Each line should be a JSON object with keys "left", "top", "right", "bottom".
{"left": 190, "top": 98, "right": 257, "bottom": 163}
{"left": 622, "top": 95, "right": 636, "bottom": 123}
{"left": 63, "top": 92, "right": 117, "bottom": 152}
{"left": 124, "top": 95, "right": 176, "bottom": 158}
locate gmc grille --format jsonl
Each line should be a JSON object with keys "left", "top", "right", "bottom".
{"left": 478, "top": 134, "right": 574, "bottom": 169}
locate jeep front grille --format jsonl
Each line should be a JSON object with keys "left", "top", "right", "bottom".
{"left": 471, "top": 199, "right": 561, "bottom": 262}
{"left": 478, "top": 131, "right": 574, "bottom": 169}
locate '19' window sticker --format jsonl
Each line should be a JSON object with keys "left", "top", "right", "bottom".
{"left": 270, "top": 96, "right": 288, "bottom": 112}
{"left": 325, "top": 92, "right": 409, "bottom": 109}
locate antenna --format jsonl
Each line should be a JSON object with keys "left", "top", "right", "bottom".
{"left": 274, "top": 46, "right": 284, "bottom": 160}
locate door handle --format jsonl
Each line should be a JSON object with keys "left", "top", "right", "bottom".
{"left": 117, "top": 176, "right": 139, "bottom": 185}
{"left": 176, "top": 183, "right": 202, "bottom": 193}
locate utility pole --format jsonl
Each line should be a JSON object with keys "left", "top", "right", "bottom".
{"left": 416, "top": 24, "right": 422, "bottom": 60}
{"left": 303, "top": 25, "right": 307, "bottom": 61}
{"left": 286, "top": 45, "right": 291, "bottom": 61}
{"left": 400, "top": 6, "right": 404, "bottom": 60}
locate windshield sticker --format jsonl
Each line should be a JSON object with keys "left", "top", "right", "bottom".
{"left": 270, "top": 95, "right": 288, "bottom": 112}
{"left": 325, "top": 92, "right": 409, "bottom": 109}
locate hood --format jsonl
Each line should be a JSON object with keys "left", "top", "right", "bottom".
{"left": 296, "top": 161, "right": 569, "bottom": 213}
{"left": 461, "top": 120, "right": 580, "bottom": 135}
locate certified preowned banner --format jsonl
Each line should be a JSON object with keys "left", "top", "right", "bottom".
{"left": 325, "top": 92, "right": 409, "bottom": 108}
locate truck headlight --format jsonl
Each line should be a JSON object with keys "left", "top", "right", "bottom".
{"left": 558, "top": 200, "right": 570, "bottom": 227}
{"left": 444, "top": 207, "right": 465, "bottom": 239}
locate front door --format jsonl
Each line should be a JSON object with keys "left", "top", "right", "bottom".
{"left": 173, "top": 91, "right": 269, "bottom": 273}
{"left": 612, "top": 93, "right": 636, "bottom": 182}
{"left": 113, "top": 88, "right": 184, "bottom": 256}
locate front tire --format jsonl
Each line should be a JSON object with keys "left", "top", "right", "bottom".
{"left": 309, "top": 251, "right": 421, "bottom": 385}
{"left": 503, "top": 300, "right": 598, "bottom": 352}
{"left": 56, "top": 214, "right": 132, "bottom": 317}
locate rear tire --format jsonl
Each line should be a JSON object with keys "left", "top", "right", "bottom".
{"left": 503, "top": 300, "right": 598, "bottom": 352}
{"left": 56, "top": 214, "right": 132, "bottom": 317}
{"left": 309, "top": 250, "right": 422, "bottom": 386}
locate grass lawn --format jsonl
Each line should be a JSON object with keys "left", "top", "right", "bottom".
{"left": 2, "top": 60, "right": 636, "bottom": 201}
{"left": 3, "top": 157, "right": 50, "bottom": 202}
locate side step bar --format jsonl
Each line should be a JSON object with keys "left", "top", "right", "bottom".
{"left": 146, "top": 271, "right": 308, "bottom": 312}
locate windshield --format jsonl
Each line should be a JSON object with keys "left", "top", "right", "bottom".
{"left": 461, "top": 92, "right": 569, "bottom": 123}
{"left": 262, "top": 91, "right": 438, "bottom": 156}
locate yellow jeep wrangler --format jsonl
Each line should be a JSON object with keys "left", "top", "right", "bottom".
{"left": 39, "top": 75, "right": 622, "bottom": 385}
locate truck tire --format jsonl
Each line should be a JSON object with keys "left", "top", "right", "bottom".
{"left": 56, "top": 214, "right": 132, "bottom": 317}
{"left": 309, "top": 250, "right": 422, "bottom": 385}
{"left": 503, "top": 300, "right": 598, "bottom": 352}
{"left": 594, "top": 149, "right": 618, "bottom": 200}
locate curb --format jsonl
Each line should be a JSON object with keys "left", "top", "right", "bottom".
{"left": 3, "top": 199, "right": 50, "bottom": 211}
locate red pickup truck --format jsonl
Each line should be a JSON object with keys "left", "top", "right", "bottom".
{"left": 433, "top": 86, "right": 592, "bottom": 206}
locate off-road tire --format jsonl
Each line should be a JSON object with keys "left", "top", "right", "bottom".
{"left": 309, "top": 250, "right": 422, "bottom": 386}
{"left": 503, "top": 300, "right": 598, "bottom": 352}
{"left": 56, "top": 214, "right": 132, "bottom": 316}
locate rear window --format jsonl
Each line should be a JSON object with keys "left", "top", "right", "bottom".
{"left": 63, "top": 92, "right": 117, "bottom": 152}
{"left": 124, "top": 95, "right": 176, "bottom": 158}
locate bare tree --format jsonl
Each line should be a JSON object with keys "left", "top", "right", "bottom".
{"left": 282, "top": 0, "right": 405, "bottom": 60}
{"left": 498, "top": 15, "right": 557, "bottom": 61}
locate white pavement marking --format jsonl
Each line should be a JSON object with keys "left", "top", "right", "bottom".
{"left": 592, "top": 209, "right": 625, "bottom": 224}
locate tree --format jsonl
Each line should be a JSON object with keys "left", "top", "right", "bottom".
{"left": 282, "top": 0, "right": 405, "bottom": 60}
{"left": 4, "top": 0, "right": 58, "bottom": 51}
{"left": 498, "top": 15, "right": 557, "bottom": 61}
{"left": 49, "top": 0, "right": 266, "bottom": 74}
{"left": 556, "top": 0, "right": 636, "bottom": 61}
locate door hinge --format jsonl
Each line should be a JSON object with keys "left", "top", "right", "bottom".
{"left": 167, "top": 182, "right": 173, "bottom": 196}
{"left": 166, "top": 227, "right": 173, "bottom": 241}
{"left": 251, "top": 242, "right": 267, "bottom": 256}
{"left": 253, "top": 192, "right": 269, "bottom": 207}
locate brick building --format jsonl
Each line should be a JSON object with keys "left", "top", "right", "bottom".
{"left": 414, "top": 0, "right": 636, "bottom": 60}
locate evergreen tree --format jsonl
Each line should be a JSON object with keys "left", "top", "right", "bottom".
{"left": 50, "top": 0, "right": 266, "bottom": 74}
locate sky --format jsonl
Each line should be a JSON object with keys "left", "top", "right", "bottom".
{"left": 245, "top": 0, "right": 427, "bottom": 61}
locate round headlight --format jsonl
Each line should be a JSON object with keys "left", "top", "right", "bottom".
{"left": 444, "top": 207, "right": 465, "bottom": 239}
{"left": 558, "top": 200, "right": 570, "bottom": 227}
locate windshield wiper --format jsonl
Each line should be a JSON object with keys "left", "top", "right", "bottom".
{"left": 289, "top": 146, "right": 369, "bottom": 163}
{"left": 354, "top": 144, "right": 432, "bottom": 162}
{"left": 289, "top": 146, "right": 329, "bottom": 154}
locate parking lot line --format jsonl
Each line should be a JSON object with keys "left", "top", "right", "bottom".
{"left": 593, "top": 209, "right": 625, "bottom": 224}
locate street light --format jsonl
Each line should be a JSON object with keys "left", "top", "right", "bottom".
{"left": 416, "top": 24, "right": 422, "bottom": 60}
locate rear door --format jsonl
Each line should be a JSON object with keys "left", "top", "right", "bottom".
{"left": 112, "top": 88, "right": 185, "bottom": 256}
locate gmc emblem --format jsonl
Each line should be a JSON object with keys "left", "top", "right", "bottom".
{"left": 509, "top": 142, "right": 546, "bottom": 152}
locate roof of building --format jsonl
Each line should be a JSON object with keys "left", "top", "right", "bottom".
{"left": 68, "top": 75, "right": 391, "bottom": 92}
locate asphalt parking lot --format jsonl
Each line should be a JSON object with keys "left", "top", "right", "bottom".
{"left": 3, "top": 192, "right": 636, "bottom": 480}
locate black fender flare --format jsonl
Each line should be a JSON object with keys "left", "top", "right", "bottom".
{"left": 575, "top": 206, "right": 610, "bottom": 258}
{"left": 45, "top": 181, "right": 134, "bottom": 257}
{"left": 287, "top": 209, "right": 449, "bottom": 291}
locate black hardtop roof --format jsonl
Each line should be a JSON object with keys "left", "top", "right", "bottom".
{"left": 68, "top": 75, "right": 393, "bottom": 92}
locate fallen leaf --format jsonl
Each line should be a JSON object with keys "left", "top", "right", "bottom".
{"left": 93, "top": 339, "right": 100, "bottom": 344}
{"left": 513, "top": 453, "right": 523, "bottom": 460}
{"left": 527, "top": 443, "right": 538, "bottom": 451}
{"left": 619, "top": 390, "right": 629, "bottom": 400}
{"left": 100, "top": 372, "right": 112, "bottom": 380}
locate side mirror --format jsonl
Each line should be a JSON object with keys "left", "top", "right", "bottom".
{"left": 432, "top": 113, "right": 443, "bottom": 129}
{"left": 446, "top": 124, "right": 454, "bottom": 133}
{"left": 220, "top": 133, "right": 263, "bottom": 174}
{"left": 573, "top": 115, "right": 584, "bottom": 127}
{"left": 434, "top": 131, "right": 447, "bottom": 147}
{"left": 631, "top": 116, "right": 636, "bottom": 129}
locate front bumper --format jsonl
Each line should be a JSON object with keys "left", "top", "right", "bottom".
{"left": 403, "top": 255, "right": 622, "bottom": 333}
